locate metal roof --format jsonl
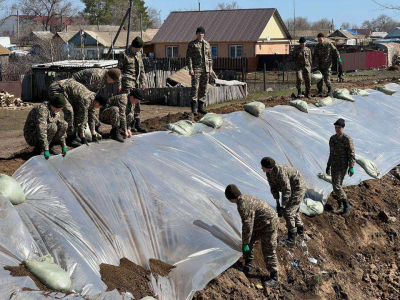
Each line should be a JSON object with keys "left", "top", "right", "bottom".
{"left": 152, "top": 8, "right": 289, "bottom": 43}
{"left": 31, "top": 60, "right": 118, "bottom": 70}
{"left": 71, "top": 30, "right": 153, "bottom": 47}
{"left": 0, "top": 45, "right": 11, "bottom": 55}
{"left": 64, "top": 25, "right": 121, "bottom": 32}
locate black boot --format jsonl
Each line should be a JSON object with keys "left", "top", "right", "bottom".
{"left": 134, "top": 118, "right": 148, "bottom": 133}
{"left": 32, "top": 145, "right": 42, "bottom": 155}
{"left": 326, "top": 87, "right": 333, "bottom": 97}
{"left": 66, "top": 135, "right": 82, "bottom": 148}
{"left": 198, "top": 101, "right": 208, "bottom": 115}
{"left": 285, "top": 231, "right": 297, "bottom": 247}
{"left": 190, "top": 101, "right": 198, "bottom": 116}
{"left": 316, "top": 88, "right": 324, "bottom": 97}
{"left": 130, "top": 120, "right": 137, "bottom": 133}
{"left": 243, "top": 259, "right": 253, "bottom": 274}
{"left": 305, "top": 91, "right": 311, "bottom": 99}
{"left": 297, "top": 89, "right": 303, "bottom": 98}
{"left": 264, "top": 270, "right": 279, "bottom": 287}
{"left": 333, "top": 200, "right": 345, "bottom": 215}
{"left": 297, "top": 225, "right": 305, "bottom": 238}
{"left": 110, "top": 127, "right": 124, "bottom": 143}
{"left": 342, "top": 201, "right": 353, "bottom": 218}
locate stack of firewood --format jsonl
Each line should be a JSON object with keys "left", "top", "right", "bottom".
{"left": 0, "top": 91, "right": 28, "bottom": 107}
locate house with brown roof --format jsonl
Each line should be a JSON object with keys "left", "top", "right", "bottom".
{"left": 0, "top": 44, "right": 11, "bottom": 66}
{"left": 152, "top": 8, "right": 291, "bottom": 59}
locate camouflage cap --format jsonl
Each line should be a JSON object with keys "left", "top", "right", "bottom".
{"left": 225, "top": 184, "right": 241, "bottom": 200}
{"left": 107, "top": 68, "right": 121, "bottom": 81}
{"left": 129, "top": 88, "right": 144, "bottom": 101}
{"left": 49, "top": 94, "right": 67, "bottom": 108}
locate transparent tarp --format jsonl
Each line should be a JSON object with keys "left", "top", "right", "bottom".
{"left": 0, "top": 84, "right": 399, "bottom": 299}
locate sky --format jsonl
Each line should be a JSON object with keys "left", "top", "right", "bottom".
{"left": 3, "top": 0, "right": 400, "bottom": 28}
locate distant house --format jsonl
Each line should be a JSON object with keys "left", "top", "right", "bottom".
{"left": 350, "top": 28, "right": 372, "bottom": 37}
{"left": 328, "top": 29, "right": 368, "bottom": 45}
{"left": 63, "top": 25, "right": 120, "bottom": 32}
{"left": 292, "top": 30, "right": 331, "bottom": 41}
{"left": 152, "top": 8, "right": 292, "bottom": 59}
{"left": 19, "top": 31, "right": 54, "bottom": 46}
{"left": 371, "top": 32, "right": 388, "bottom": 39}
{"left": 385, "top": 27, "right": 400, "bottom": 39}
{"left": 0, "top": 44, "right": 11, "bottom": 66}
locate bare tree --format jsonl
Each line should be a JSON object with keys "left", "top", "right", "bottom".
{"left": 147, "top": 7, "right": 161, "bottom": 29}
{"left": 341, "top": 22, "right": 351, "bottom": 29}
{"left": 372, "top": 1, "right": 400, "bottom": 10}
{"left": 17, "top": 0, "right": 77, "bottom": 31}
{"left": 311, "top": 18, "right": 334, "bottom": 30}
{"left": 216, "top": 1, "right": 239, "bottom": 10}
{"left": 286, "top": 17, "right": 311, "bottom": 32}
{"left": 362, "top": 14, "right": 400, "bottom": 32}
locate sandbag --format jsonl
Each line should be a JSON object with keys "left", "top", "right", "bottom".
{"left": 23, "top": 255, "right": 71, "bottom": 292}
{"left": 300, "top": 198, "right": 324, "bottom": 217}
{"left": 315, "top": 97, "right": 333, "bottom": 107}
{"left": 0, "top": 174, "right": 25, "bottom": 205}
{"left": 317, "top": 172, "right": 332, "bottom": 184}
{"left": 356, "top": 158, "right": 381, "bottom": 179}
{"left": 141, "top": 297, "right": 157, "bottom": 300}
{"left": 377, "top": 86, "right": 396, "bottom": 95}
{"left": 243, "top": 101, "right": 265, "bottom": 117}
{"left": 289, "top": 99, "right": 308, "bottom": 113}
{"left": 199, "top": 113, "right": 223, "bottom": 129}
{"left": 333, "top": 88, "right": 355, "bottom": 102}
{"left": 311, "top": 71, "right": 323, "bottom": 85}
{"left": 165, "top": 120, "right": 196, "bottom": 136}
{"left": 350, "top": 88, "right": 370, "bottom": 96}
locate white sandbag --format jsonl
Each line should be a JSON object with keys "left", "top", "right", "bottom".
{"left": 289, "top": 99, "right": 309, "bottom": 113}
{"left": 141, "top": 297, "right": 157, "bottom": 300}
{"left": 24, "top": 255, "right": 71, "bottom": 292}
{"left": 356, "top": 158, "right": 381, "bottom": 179}
{"left": 165, "top": 120, "right": 195, "bottom": 136}
{"left": 317, "top": 172, "right": 332, "bottom": 184}
{"left": 350, "top": 88, "right": 370, "bottom": 96}
{"left": 377, "top": 86, "right": 396, "bottom": 95}
{"left": 315, "top": 97, "right": 333, "bottom": 107}
{"left": 243, "top": 101, "right": 265, "bottom": 117}
{"left": 0, "top": 174, "right": 25, "bottom": 205}
{"left": 199, "top": 113, "right": 223, "bottom": 129}
{"left": 300, "top": 198, "right": 324, "bottom": 217}
{"left": 333, "top": 88, "right": 355, "bottom": 102}
{"left": 311, "top": 71, "right": 323, "bottom": 85}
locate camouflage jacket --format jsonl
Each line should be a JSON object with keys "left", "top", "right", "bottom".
{"left": 105, "top": 94, "right": 132, "bottom": 132}
{"left": 62, "top": 79, "right": 97, "bottom": 134}
{"left": 328, "top": 133, "right": 355, "bottom": 171}
{"left": 72, "top": 68, "right": 108, "bottom": 93}
{"left": 118, "top": 48, "right": 145, "bottom": 87}
{"left": 24, "top": 102, "right": 66, "bottom": 150}
{"left": 313, "top": 42, "right": 340, "bottom": 69}
{"left": 186, "top": 39, "right": 213, "bottom": 73}
{"left": 266, "top": 164, "right": 306, "bottom": 206}
{"left": 237, "top": 194, "right": 277, "bottom": 245}
{"left": 289, "top": 46, "right": 312, "bottom": 70}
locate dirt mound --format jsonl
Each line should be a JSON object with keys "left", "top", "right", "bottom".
{"left": 149, "top": 258, "right": 175, "bottom": 277}
{"left": 194, "top": 169, "right": 400, "bottom": 300}
{"left": 388, "top": 65, "right": 400, "bottom": 71}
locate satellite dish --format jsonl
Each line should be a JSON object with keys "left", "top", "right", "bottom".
{"left": 267, "top": 35, "right": 271, "bottom": 41}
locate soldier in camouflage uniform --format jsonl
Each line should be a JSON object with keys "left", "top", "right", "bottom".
{"left": 261, "top": 157, "right": 307, "bottom": 247}
{"left": 118, "top": 36, "right": 147, "bottom": 133}
{"left": 225, "top": 184, "right": 279, "bottom": 287}
{"left": 288, "top": 37, "right": 312, "bottom": 99}
{"left": 326, "top": 118, "right": 355, "bottom": 218}
{"left": 24, "top": 95, "right": 68, "bottom": 159}
{"left": 186, "top": 26, "right": 213, "bottom": 115}
{"left": 313, "top": 33, "right": 342, "bottom": 97}
{"left": 99, "top": 89, "right": 144, "bottom": 143}
{"left": 48, "top": 79, "right": 108, "bottom": 147}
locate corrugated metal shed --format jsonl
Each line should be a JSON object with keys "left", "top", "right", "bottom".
{"left": 152, "top": 9, "right": 289, "bottom": 43}
{"left": 32, "top": 60, "right": 118, "bottom": 70}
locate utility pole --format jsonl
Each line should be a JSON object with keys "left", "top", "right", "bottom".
{"left": 17, "top": 10, "right": 20, "bottom": 40}
{"left": 198, "top": 0, "right": 201, "bottom": 11}
{"left": 159, "top": 10, "right": 162, "bottom": 27}
{"left": 140, "top": 13, "right": 142, "bottom": 39}
{"left": 293, "top": 0, "right": 296, "bottom": 40}
{"left": 126, "top": 0, "right": 133, "bottom": 50}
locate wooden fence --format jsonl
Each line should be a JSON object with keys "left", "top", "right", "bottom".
{"left": 144, "top": 84, "right": 247, "bottom": 107}
{"left": 144, "top": 70, "right": 174, "bottom": 88}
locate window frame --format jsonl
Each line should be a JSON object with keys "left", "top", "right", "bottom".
{"left": 166, "top": 45, "right": 179, "bottom": 58}
{"left": 211, "top": 45, "right": 218, "bottom": 58}
{"left": 229, "top": 45, "right": 243, "bottom": 58}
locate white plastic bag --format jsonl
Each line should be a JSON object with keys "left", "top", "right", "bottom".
{"left": 0, "top": 174, "right": 25, "bottom": 205}
{"left": 243, "top": 101, "right": 265, "bottom": 117}
{"left": 165, "top": 120, "right": 196, "bottom": 136}
{"left": 199, "top": 113, "right": 223, "bottom": 129}
{"left": 315, "top": 97, "right": 333, "bottom": 107}
{"left": 311, "top": 71, "right": 323, "bottom": 85}
{"left": 317, "top": 172, "right": 332, "bottom": 184}
{"left": 350, "top": 88, "right": 370, "bottom": 96}
{"left": 333, "top": 88, "right": 355, "bottom": 102}
{"left": 300, "top": 198, "right": 324, "bottom": 217}
{"left": 356, "top": 158, "right": 381, "bottom": 179}
{"left": 377, "top": 86, "right": 396, "bottom": 95}
{"left": 290, "top": 100, "right": 309, "bottom": 113}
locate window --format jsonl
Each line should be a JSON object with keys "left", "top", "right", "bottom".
{"left": 229, "top": 45, "right": 242, "bottom": 58}
{"left": 86, "top": 50, "right": 95, "bottom": 59}
{"left": 166, "top": 46, "right": 179, "bottom": 58}
{"left": 211, "top": 45, "right": 218, "bottom": 58}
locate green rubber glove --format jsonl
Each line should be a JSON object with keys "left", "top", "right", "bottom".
{"left": 242, "top": 244, "right": 250, "bottom": 253}
{"left": 316, "top": 66, "right": 319, "bottom": 71}
{"left": 338, "top": 57, "right": 342, "bottom": 63}
{"left": 62, "top": 147, "right": 67, "bottom": 157}
{"left": 348, "top": 168, "right": 354, "bottom": 177}
{"left": 44, "top": 150, "right": 50, "bottom": 160}
{"left": 279, "top": 63, "right": 285, "bottom": 70}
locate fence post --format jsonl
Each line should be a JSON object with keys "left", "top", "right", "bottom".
{"left": 263, "top": 63, "right": 266, "bottom": 91}
{"left": 242, "top": 67, "right": 246, "bottom": 83}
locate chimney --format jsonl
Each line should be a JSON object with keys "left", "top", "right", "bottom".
{"left": 198, "top": 1, "right": 201, "bottom": 11}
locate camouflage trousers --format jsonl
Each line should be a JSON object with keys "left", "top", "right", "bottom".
{"left": 317, "top": 67, "right": 332, "bottom": 90}
{"left": 296, "top": 68, "right": 311, "bottom": 92}
{"left": 121, "top": 83, "right": 141, "bottom": 118}
{"left": 99, "top": 106, "right": 133, "bottom": 130}
{"left": 332, "top": 169, "right": 348, "bottom": 202}
{"left": 284, "top": 188, "right": 306, "bottom": 234}
{"left": 190, "top": 72, "right": 209, "bottom": 103}
{"left": 244, "top": 216, "right": 279, "bottom": 273}
{"left": 24, "top": 120, "right": 68, "bottom": 149}
{"left": 62, "top": 102, "right": 75, "bottom": 136}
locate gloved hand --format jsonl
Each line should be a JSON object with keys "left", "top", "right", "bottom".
{"left": 92, "top": 134, "right": 99, "bottom": 143}
{"left": 44, "top": 150, "right": 50, "bottom": 160}
{"left": 62, "top": 147, "right": 67, "bottom": 157}
{"left": 316, "top": 66, "right": 319, "bottom": 71}
{"left": 338, "top": 57, "right": 342, "bottom": 64}
{"left": 348, "top": 168, "right": 354, "bottom": 177}
{"left": 242, "top": 244, "right": 250, "bottom": 253}
{"left": 326, "top": 165, "right": 331, "bottom": 175}
{"left": 279, "top": 63, "right": 285, "bottom": 70}
{"left": 81, "top": 137, "right": 89, "bottom": 146}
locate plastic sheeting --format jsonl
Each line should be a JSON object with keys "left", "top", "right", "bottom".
{"left": 1, "top": 84, "right": 400, "bottom": 300}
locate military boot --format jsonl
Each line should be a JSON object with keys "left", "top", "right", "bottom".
{"left": 305, "top": 91, "right": 311, "bottom": 99}
{"left": 316, "top": 88, "right": 324, "bottom": 97}
{"left": 333, "top": 200, "right": 345, "bottom": 215}
{"left": 110, "top": 127, "right": 124, "bottom": 143}
{"left": 130, "top": 120, "right": 137, "bottom": 133}
{"left": 326, "top": 87, "right": 333, "bottom": 97}
{"left": 297, "top": 89, "right": 304, "bottom": 98}
{"left": 297, "top": 225, "right": 305, "bottom": 238}
{"left": 264, "top": 270, "right": 279, "bottom": 287}
{"left": 243, "top": 259, "right": 253, "bottom": 275}
{"left": 190, "top": 101, "right": 198, "bottom": 116}
{"left": 285, "top": 231, "right": 297, "bottom": 247}
{"left": 198, "top": 101, "right": 208, "bottom": 115}
{"left": 134, "top": 118, "right": 148, "bottom": 133}
{"left": 66, "top": 135, "right": 82, "bottom": 148}
{"left": 342, "top": 201, "right": 353, "bottom": 218}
